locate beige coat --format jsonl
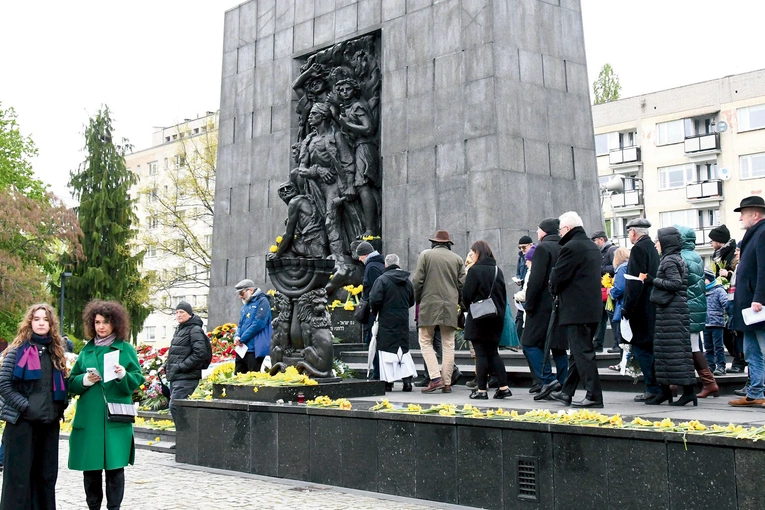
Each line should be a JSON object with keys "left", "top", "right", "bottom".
{"left": 413, "top": 245, "right": 466, "bottom": 328}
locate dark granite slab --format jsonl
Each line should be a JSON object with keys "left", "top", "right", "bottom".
{"left": 607, "top": 438, "right": 668, "bottom": 509}
{"left": 341, "top": 417, "right": 378, "bottom": 491}
{"left": 250, "top": 411, "right": 278, "bottom": 476}
{"left": 735, "top": 448, "right": 765, "bottom": 510}
{"left": 309, "top": 415, "right": 343, "bottom": 485}
{"left": 277, "top": 412, "right": 310, "bottom": 481}
{"left": 377, "top": 419, "right": 416, "bottom": 497}
{"left": 415, "top": 422, "right": 458, "bottom": 504}
{"left": 213, "top": 379, "right": 385, "bottom": 402}
{"left": 502, "top": 429, "right": 554, "bottom": 510}
{"left": 173, "top": 406, "right": 198, "bottom": 465}
{"left": 197, "top": 407, "right": 251, "bottom": 472}
{"left": 329, "top": 308, "right": 362, "bottom": 344}
{"left": 552, "top": 433, "right": 608, "bottom": 508}
{"left": 457, "top": 425, "right": 503, "bottom": 510}
{"left": 667, "top": 443, "right": 736, "bottom": 509}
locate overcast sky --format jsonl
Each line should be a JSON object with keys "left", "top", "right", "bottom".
{"left": 1, "top": 0, "right": 764, "bottom": 202}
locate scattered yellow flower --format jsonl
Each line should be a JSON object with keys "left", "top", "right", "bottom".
{"left": 276, "top": 235, "right": 283, "bottom": 244}
{"left": 269, "top": 245, "right": 278, "bottom": 253}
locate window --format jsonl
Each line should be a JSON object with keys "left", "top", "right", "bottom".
{"left": 738, "top": 104, "right": 765, "bottom": 132}
{"left": 175, "top": 266, "right": 185, "bottom": 278}
{"left": 175, "top": 155, "right": 186, "bottom": 168}
{"left": 162, "top": 326, "right": 167, "bottom": 338}
{"left": 595, "top": 134, "right": 609, "bottom": 156}
{"left": 684, "top": 115, "right": 716, "bottom": 137}
{"left": 176, "top": 239, "right": 185, "bottom": 252}
{"left": 148, "top": 215, "right": 159, "bottom": 229}
{"left": 147, "top": 187, "right": 158, "bottom": 203}
{"left": 164, "top": 158, "right": 169, "bottom": 169}
{"left": 658, "top": 164, "right": 694, "bottom": 190}
{"left": 144, "top": 327, "right": 156, "bottom": 342}
{"left": 205, "top": 234, "right": 213, "bottom": 249}
{"left": 146, "top": 244, "right": 157, "bottom": 257}
{"left": 656, "top": 120, "right": 684, "bottom": 145}
{"left": 148, "top": 161, "right": 158, "bottom": 176}
{"left": 740, "top": 152, "right": 765, "bottom": 179}
{"left": 660, "top": 209, "right": 698, "bottom": 229}
{"left": 170, "top": 296, "right": 185, "bottom": 308}
{"left": 696, "top": 162, "right": 718, "bottom": 181}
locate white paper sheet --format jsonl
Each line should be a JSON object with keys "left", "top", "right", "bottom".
{"left": 514, "top": 301, "right": 525, "bottom": 312}
{"left": 742, "top": 307, "right": 765, "bottom": 326}
{"left": 624, "top": 274, "right": 642, "bottom": 281}
{"left": 102, "top": 350, "right": 120, "bottom": 382}
{"left": 620, "top": 318, "right": 633, "bottom": 342}
{"left": 234, "top": 343, "right": 248, "bottom": 359}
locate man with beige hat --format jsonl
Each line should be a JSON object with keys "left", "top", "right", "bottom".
{"left": 412, "top": 230, "right": 466, "bottom": 393}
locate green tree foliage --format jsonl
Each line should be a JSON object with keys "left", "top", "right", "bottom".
{"left": 0, "top": 103, "right": 82, "bottom": 341}
{"left": 57, "top": 106, "right": 151, "bottom": 342}
{"left": 593, "top": 63, "right": 622, "bottom": 105}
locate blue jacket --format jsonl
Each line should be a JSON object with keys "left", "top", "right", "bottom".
{"left": 705, "top": 282, "right": 728, "bottom": 328}
{"left": 610, "top": 261, "right": 628, "bottom": 321}
{"left": 516, "top": 250, "right": 528, "bottom": 283}
{"left": 237, "top": 291, "right": 272, "bottom": 356}
{"left": 731, "top": 218, "right": 765, "bottom": 331}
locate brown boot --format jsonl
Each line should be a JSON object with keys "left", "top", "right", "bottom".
{"left": 693, "top": 351, "right": 719, "bottom": 398}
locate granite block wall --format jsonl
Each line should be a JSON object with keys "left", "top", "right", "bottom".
{"left": 210, "top": 0, "right": 600, "bottom": 326}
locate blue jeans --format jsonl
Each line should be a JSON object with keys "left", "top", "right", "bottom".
{"left": 0, "top": 436, "right": 4, "bottom": 465}
{"left": 523, "top": 346, "right": 567, "bottom": 385}
{"left": 703, "top": 327, "right": 726, "bottom": 371}
{"left": 744, "top": 330, "right": 765, "bottom": 399}
{"left": 631, "top": 343, "right": 661, "bottom": 395}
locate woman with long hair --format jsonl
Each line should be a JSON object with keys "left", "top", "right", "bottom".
{"left": 67, "top": 300, "right": 143, "bottom": 510}
{"left": 0, "top": 303, "right": 69, "bottom": 510}
{"left": 462, "top": 240, "right": 512, "bottom": 399}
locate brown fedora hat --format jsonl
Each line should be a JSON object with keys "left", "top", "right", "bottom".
{"left": 733, "top": 195, "right": 765, "bottom": 212}
{"left": 429, "top": 229, "right": 454, "bottom": 244}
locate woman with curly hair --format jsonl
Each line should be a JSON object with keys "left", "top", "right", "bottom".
{"left": 67, "top": 300, "right": 143, "bottom": 510}
{"left": 0, "top": 303, "right": 68, "bottom": 510}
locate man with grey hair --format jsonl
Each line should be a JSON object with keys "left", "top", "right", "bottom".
{"left": 369, "top": 253, "right": 416, "bottom": 391}
{"left": 549, "top": 211, "right": 604, "bottom": 407}
{"left": 234, "top": 279, "right": 272, "bottom": 374}
{"left": 621, "top": 218, "right": 661, "bottom": 402}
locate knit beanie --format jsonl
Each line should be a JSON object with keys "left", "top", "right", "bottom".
{"left": 355, "top": 241, "right": 374, "bottom": 257}
{"left": 703, "top": 269, "right": 715, "bottom": 282}
{"left": 175, "top": 301, "right": 193, "bottom": 316}
{"left": 538, "top": 218, "right": 559, "bottom": 235}
{"left": 518, "top": 235, "right": 533, "bottom": 245}
{"left": 708, "top": 224, "right": 730, "bottom": 243}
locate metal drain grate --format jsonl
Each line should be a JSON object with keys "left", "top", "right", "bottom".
{"left": 516, "top": 456, "right": 538, "bottom": 501}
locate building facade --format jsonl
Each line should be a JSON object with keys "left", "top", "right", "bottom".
{"left": 593, "top": 68, "right": 765, "bottom": 263}
{"left": 127, "top": 112, "right": 218, "bottom": 347}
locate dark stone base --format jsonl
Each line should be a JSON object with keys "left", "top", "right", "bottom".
{"left": 212, "top": 379, "right": 385, "bottom": 402}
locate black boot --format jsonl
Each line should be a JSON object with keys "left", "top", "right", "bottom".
{"left": 670, "top": 385, "right": 698, "bottom": 407}
{"left": 645, "top": 385, "right": 673, "bottom": 405}
{"left": 402, "top": 376, "right": 413, "bottom": 392}
{"left": 84, "top": 470, "right": 103, "bottom": 510}
{"left": 105, "top": 468, "right": 125, "bottom": 510}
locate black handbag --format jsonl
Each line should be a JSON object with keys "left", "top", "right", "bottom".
{"left": 354, "top": 299, "right": 370, "bottom": 323}
{"left": 469, "top": 267, "right": 498, "bottom": 320}
{"left": 101, "top": 386, "right": 136, "bottom": 423}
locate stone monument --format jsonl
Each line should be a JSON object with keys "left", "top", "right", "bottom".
{"left": 209, "top": 0, "right": 601, "bottom": 341}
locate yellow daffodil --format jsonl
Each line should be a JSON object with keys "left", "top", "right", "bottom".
{"left": 269, "top": 245, "right": 278, "bottom": 253}
{"left": 276, "top": 235, "right": 283, "bottom": 244}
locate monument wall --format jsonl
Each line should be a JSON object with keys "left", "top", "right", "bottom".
{"left": 209, "top": 0, "right": 601, "bottom": 327}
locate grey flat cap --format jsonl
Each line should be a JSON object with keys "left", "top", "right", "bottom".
{"left": 625, "top": 218, "right": 651, "bottom": 229}
{"left": 234, "top": 278, "right": 255, "bottom": 291}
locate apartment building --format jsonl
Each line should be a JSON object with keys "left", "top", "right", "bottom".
{"left": 592, "top": 69, "right": 765, "bottom": 263}
{"left": 127, "top": 112, "right": 218, "bottom": 347}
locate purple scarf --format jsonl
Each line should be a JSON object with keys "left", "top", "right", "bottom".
{"left": 13, "top": 338, "right": 67, "bottom": 401}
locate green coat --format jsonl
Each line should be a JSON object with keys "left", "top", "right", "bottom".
{"left": 412, "top": 245, "right": 466, "bottom": 328}
{"left": 68, "top": 339, "right": 143, "bottom": 471}
{"left": 676, "top": 225, "right": 707, "bottom": 333}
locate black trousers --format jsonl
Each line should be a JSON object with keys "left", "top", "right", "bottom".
{"left": 235, "top": 352, "right": 264, "bottom": 374}
{"left": 560, "top": 323, "right": 603, "bottom": 402}
{"left": 0, "top": 419, "right": 59, "bottom": 510}
{"left": 473, "top": 342, "right": 508, "bottom": 391}
{"left": 84, "top": 468, "right": 125, "bottom": 510}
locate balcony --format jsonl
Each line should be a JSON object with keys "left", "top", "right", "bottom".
{"left": 608, "top": 146, "right": 642, "bottom": 173}
{"left": 613, "top": 235, "right": 634, "bottom": 249}
{"left": 686, "top": 179, "right": 723, "bottom": 207}
{"left": 610, "top": 189, "right": 644, "bottom": 217}
{"left": 684, "top": 133, "right": 721, "bottom": 162}
{"left": 693, "top": 226, "right": 718, "bottom": 255}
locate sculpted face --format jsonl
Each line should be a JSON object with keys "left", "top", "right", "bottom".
{"left": 337, "top": 83, "right": 355, "bottom": 102}
{"left": 308, "top": 109, "right": 325, "bottom": 127}
{"left": 278, "top": 185, "right": 298, "bottom": 203}
{"left": 307, "top": 78, "right": 326, "bottom": 95}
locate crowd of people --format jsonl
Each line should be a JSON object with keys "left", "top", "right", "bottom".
{"left": 360, "top": 195, "right": 765, "bottom": 411}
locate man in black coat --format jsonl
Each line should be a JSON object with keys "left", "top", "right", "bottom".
{"left": 369, "top": 254, "right": 416, "bottom": 391}
{"left": 522, "top": 218, "right": 567, "bottom": 396}
{"left": 729, "top": 197, "right": 765, "bottom": 406}
{"left": 548, "top": 212, "right": 604, "bottom": 408}
{"left": 620, "top": 218, "right": 661, "bottom": 401}
{"left": 166, "top": 301, "right": 210, "bottom": 422}
{"left": 591, "top": 230, "right": 618, "bottom": 352}
{"left": 357, "top": 241, "right": 385, "bottom": 379}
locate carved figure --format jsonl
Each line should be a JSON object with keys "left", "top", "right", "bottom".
{"left": 272, "top": 181, "right": 329, "bottom": 259}
{"left": 294, "top": 289, "right": 334, "bottom": 378}
{"left": 292, "top": 62, "right": 331, "bottom": 142}
{"left": 269, "top": 292, "right": 292, "bottom": 364}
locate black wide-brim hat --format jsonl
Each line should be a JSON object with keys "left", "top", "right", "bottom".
{"left": 734, "top": 195, "right": 765, "bottom": 212}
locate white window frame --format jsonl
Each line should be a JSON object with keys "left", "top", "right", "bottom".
{"left": 595, "top": 134, "right": 609, "bottom": 156}
{"left": 656, "top": 120, "right": 684, "bottom": 146}
{"left": 738, "top": 104, "right": 765, "bottom": 132}
{"left": 144, "top": 326, "right": 156, "bottom": 342}
{"left": 658, "top": 163, "right": 695, "bottom": 190}
{"left": 740, "top": 152, "right": 765, "bottom": 180}
{"left": 146, "top": 244, "right": 157, "bottom": 257}
{"left": 148, "top": 161, "right": 158, "bottom": 176}
{"left": 660, "top": 209, "right": 698, "bottom": 229}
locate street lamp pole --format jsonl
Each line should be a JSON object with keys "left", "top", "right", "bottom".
{"left": 59, "top": 272, "right": 72, "bottom": 334}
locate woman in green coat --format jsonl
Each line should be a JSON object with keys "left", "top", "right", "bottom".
{"left": 68, "top": 300, "right": 143, "bottom": 510}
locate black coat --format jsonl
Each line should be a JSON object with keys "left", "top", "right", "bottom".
{"left": 731, "top": 218, "right": 765, "bottom": 332}
{"left": 522, "top": 234, "right": 561, "bottom": 348}
{"left": 0, "top": 343, "right": 65, "bottom": 424}
{"left": 361, "top": 253, "right": 386, "bottom": 329}
{"left": 647, "top": 227, "right": 695, "bottom": 385}
{"left": 549, "top": 226, "right": 603, "bottom": 325}
{"left": 600, "top": 242, "right": 617, "bottom": 276}
{"left": 621, "top": 234, "right": 660, "bottom": 346}
{"left": 369, "top": 265, "right": 415, "bottom": 353}
{"left": 462, "top": 257, "right": 507, "bottom": 345}
{"left": 166, "top": 315, "right": 208, "bottom": 382}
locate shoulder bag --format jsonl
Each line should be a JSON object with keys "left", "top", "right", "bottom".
{"left": 101, "top": 385, "right": 136, "bottom": 423}
{"left": 469, "top": 267, "right": 499, "bottom": 320}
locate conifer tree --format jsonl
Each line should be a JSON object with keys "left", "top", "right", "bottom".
{"left": 58, "top": 106, "right": 150, "bottom": 341}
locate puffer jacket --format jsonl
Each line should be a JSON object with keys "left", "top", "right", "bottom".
{"left": 0, "top": 344, "right": 65, "bottom": 424}
{"left": 676, "top": 225, "right": 707, "bottom": 332}
{"left": 648, "top": 227, "right": 695, "bottom": 386}
{"left": 166, "top": 314, "right": 208, "bottom": 382}
{"left": 237, "top": 290, "right": 273, "bottom": 357}
{"left": 705, "top": 281, "right": 728, "bottom": 328}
